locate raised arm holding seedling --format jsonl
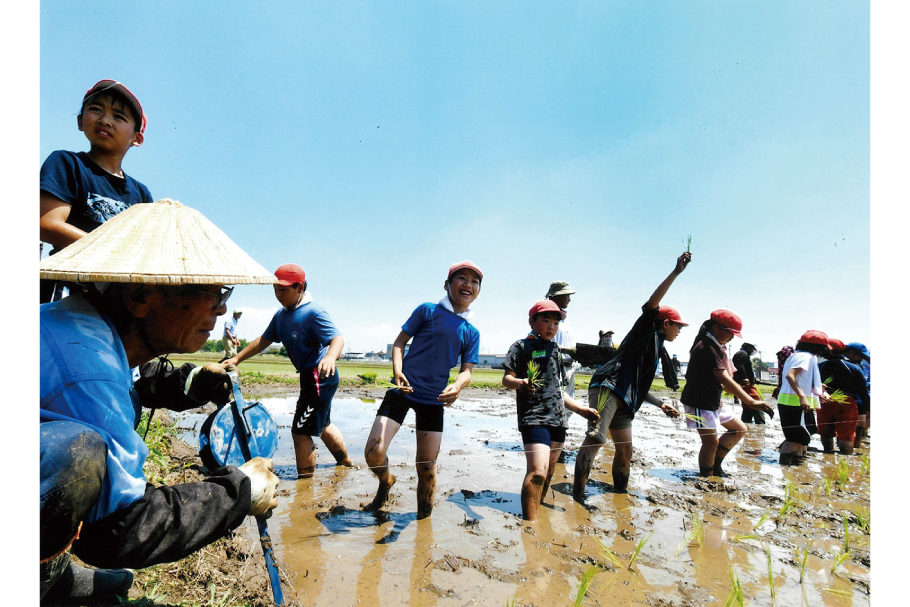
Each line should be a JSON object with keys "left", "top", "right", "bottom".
{"left": 573, "top": 250, "right": 692, "bottom": 501}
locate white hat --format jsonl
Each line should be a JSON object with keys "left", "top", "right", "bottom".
{"left": 40, "top": 199, "right": 277, "bottom": 285}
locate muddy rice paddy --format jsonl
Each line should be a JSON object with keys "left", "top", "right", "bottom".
{"left": 177, "top": 389, "right": 870, "bottom": 606}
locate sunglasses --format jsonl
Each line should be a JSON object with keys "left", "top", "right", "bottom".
{"left": 181, "top": 285, "right": 234, "bottom": 309}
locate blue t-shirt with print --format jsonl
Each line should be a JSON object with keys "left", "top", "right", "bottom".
{"left": 40, "top": 150, "right": 153, "bottom": 254}
{"left": 400, "top": 302, "right": 480, "bottom": 405}
{"left": 262, "top": 302, "right": 340, "bottom": 372}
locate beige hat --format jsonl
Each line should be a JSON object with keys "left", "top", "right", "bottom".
{"left": 40, "top": 199, "right": 277, "bottom": 285}
{"left": 546, "top": 281, "right": 576, "bottom": 298}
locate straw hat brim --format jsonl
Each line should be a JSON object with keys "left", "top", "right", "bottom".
{"left": 40, "top": 199, "right": 277, "bottom": 285}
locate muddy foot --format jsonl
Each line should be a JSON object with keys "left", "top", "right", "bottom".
{"left": 364, "top": 474, "right": 397, "bottom": 512}
{"left": 336, "top": 458, "right": 357, "bottom": 468}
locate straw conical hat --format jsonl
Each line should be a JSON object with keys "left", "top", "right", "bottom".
{"left": 40, "top": 199, "right": 277, "bottom": 285}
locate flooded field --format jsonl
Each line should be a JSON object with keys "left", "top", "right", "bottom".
{"left": 178, "top": 392, "right": 870, "bottom": 607}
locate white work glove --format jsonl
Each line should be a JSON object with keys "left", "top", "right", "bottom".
{"left": 238, "top": 457, "right": 279, "bottom": 517}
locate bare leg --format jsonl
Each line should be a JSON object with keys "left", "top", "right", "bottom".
{"left": 540, "top": 442, "right": 563, "bottom": 501}
{"left": 320, "top": 423, "right": 353, "bottom": 466}
{"left": 292, "top": 433, "right": 317, "bottom": 479}
{"left": 415, "top": 430, "right": 443, "bottom": 519}
{"left": 697, "top": 428, "right": 719, "bottom": 476}
{"left": 610, "top": 427, "right": 633, "bottom": 493}
{"left": 363, "top": 416, "right": 401, "bottom": 511}
{"left": 713, "top": 418, "right": 746, "bottom": 476}
{"left": 521, "top": 443, "right": 550, "bottom": 521}
{"left": 573, "top": 436, "right": 601, "bottom": 502}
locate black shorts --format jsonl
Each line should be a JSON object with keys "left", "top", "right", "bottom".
{"left": 520, "top": 425, "right": 566, "bottom": 446}
{"left": 292, "top": 368, "right": 339, "bottom": 436}
{"left": 376, "top": 389, "right": 444, "bottom": 432}
{"left": 778, "top": 404, "right": 818, "bottom": 446}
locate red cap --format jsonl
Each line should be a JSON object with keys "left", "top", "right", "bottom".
{"left": 529, "top": 299, "right": 566, "bottom": 320}
{"left": 827, "top": 338, "right": 846, "bottom": 352}
{"left": 274, "top": 263, "right": 306, "bottom": 286}
{"left": 448, "top": 260, "right": 483, "bottom": 281}
{"left": 799, "top": 330, "right": 829, "bottom": 347}
{"left": 711, "top": 309, "right": 743, "bottom": 336}
{"left": 657, "top": 305, "right": 688, "bottom": 326}
{"left": 83, "top": 79, "right": 147, "bottom": 134}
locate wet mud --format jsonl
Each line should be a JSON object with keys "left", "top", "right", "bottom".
{"left": 178, "top": 391, "right": 870, "bottom": 606}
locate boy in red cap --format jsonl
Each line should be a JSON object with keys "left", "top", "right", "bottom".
{"left": 40, "top": 80, "right": 152, "bottom": 303}
{"left": 227, "top": 264, "right": 353, "bottom": 478}
{"left": 681, "top": 310, "right": 773, "bottom": 477}
{"left": 363, "top": 261, "right": 483, "bottom": 518}
{"left": 777, "top": 330, "right": 829, "bottom": 465}
{"left": 573, "top": 252, "right": 690, "bottom": 501}
{"left": 502, "top": 300, "right": 600, "bottom": 520}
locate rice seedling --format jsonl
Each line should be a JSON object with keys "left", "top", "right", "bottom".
{"left": 834, "top": 456, "right": 850, "bottom": 486}
{"left": 526, "top": 360, "right": 543, "bottom": 390}
{"left": 683, "top": 412, "right": 709, "bottom": 425}
{"left": 798, "top": 541, "right": 811, "bottom": 583}
{"left": 853, "top": 506, "right": 870, "bottom": 534}
{"left": 572, "top": 566, "right": 601, "bottom": 607}
{"left": 675, "top": 515, "right": 705, "bottom": 556}
{"left": 831, "top": 550, "right": 850, "bottom": 574}
{"left": 823, "top": 375, "right": 835, "bottom": 387}
{"left": 504, "top": 595, "right": 519, "bottom": 607}
{"left": 826, "top": 389, "right": 851, "bottom": 405}
{"left": 628, "top": 532, "right": 653, "bottom": 571}
{"left": 821, "top": 586, "right": 852, "bottom": 598}
{"left": 764, "top": 545, "right": 776, "bottom": 602}
{"left": 724, "top": 567, "right": 745, "bottom": 607}
{"left": 755, "top": 509, "right": 771, "bottom": 530}
{"left": 777, "top": 481, "right": 800, "bottom": 520}
{"left": 819, "top": 477, "right": 834, "bottom": 497}
{"left": 731, "top": 532, "right": 759, "bottom": 542}
{"left": 860, "top": 453, "right": 870, "bottom": 476}
{"left": 600, "top": 542, "right": 624, "bottom": 568}
{"left": 595, "top": 388, "right": 610, "bottom": 413}
{"left": 842, "top": 515, "right": 851, "bottom": 552}
{"left": 682, "top": 232, "right": 693, "bottom": 254}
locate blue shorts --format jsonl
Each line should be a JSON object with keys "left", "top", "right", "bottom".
{"left": 293, "top": 368, "right": 339, "bottom": 436}
{"left": 520, "top": 425, "right": 566, "bottom": 446}
{"left": 376, "top": 389, "right": 445, "bottom": 432}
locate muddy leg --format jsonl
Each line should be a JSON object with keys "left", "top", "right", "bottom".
{"left": 821, "top": 434, "right": 836, "bottom": 453}
{"left": 540, "top": 443, "right": 563, "bottom": 501}
{"left": 292, "top": 433, "right": 317, "bottom": 479}
{"left": 610, "top": 428, "right": 633, "bottom": 493}
{"left": 713, "top": 418, "right": 746, "bottom": 476}
{"left": 320, "top": 423, "right": 353, "bottom": 466}
{"left": 415, "top": 430, "right": 442, "bottom": 519}
{"left": 363, "top": 416, "right": 400, "bottom": 511}
{"left": 697, "top": 428, "right": 719, "bottom": 476}
{"left": 522, "top": 443, "right": 550, "bottom": 521}
{"left": 573, "top": 437, "right": 601, "bottom": 502}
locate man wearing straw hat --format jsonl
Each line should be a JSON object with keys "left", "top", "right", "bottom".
{"left": 39, "top": 199, "right": 280, "bottom": 603}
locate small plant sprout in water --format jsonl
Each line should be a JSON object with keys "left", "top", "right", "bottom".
{"left": 834, "top": 456, "right": 850, "bottom": 486}
{"left": 798, "top": 541, "right": 811, "bottom": 584}
{"left": 860, "top": 452, "right": 870, "bottom": 476}
{"left": 842, "top": 515, "right": 851, "bottom": 553}
{"left": 831, "top": 550, "right": 851, "bottom": 574}
{"left": 725, "top": 567, "right": 745, "bottom": 607}
{"left": 599, "top": 542, "right": 624, "bottom": 568}
{"left": 572, "top": 566, "right": 601, "bottom": 607}
{"left": 819, "top": 477, "right": 834, "bottom": 497}
{"left": 764, "top": 544, "right": 776, "bottom": 603}
{"left": 628, "top": 531, "right": 654, "bottom": 571}
{"left": 853, "top": 506, "right": 870, "bottom": 534}
{"left": 777, "top": 479, "right": 800, "bottom": 521}
{"left": 526, "top": 360, "right": 543, "bottom": 391}
{"left": 675, "top": 515, "right": 705, "bottom": 556}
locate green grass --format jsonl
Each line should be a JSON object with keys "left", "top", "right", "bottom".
{"left": 137, "top": 411, "right": 179, "bottom": 484}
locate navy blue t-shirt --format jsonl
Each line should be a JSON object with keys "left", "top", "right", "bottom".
{"left": 40, "top": 150, "right": 153, "bottom": 253}
{"left": 262, "top": 301, "right": 340, "bottom": 372}
{"left": 503, "top": 336, "right": 566, "bottom": 428}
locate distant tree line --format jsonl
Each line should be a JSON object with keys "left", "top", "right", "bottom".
{"left": 199, "top": 339, "right": 289, "bottom": 358}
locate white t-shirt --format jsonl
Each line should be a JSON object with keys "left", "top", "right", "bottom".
{"left": 778, "top": 351, "right": 823, "bottom": 409}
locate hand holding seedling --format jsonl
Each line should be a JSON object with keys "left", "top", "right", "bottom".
{"left": 517, "top": 378, "right": 536, "bottom": 394}
{"left": 744, "top": 398, "right": 774, "bottom": 415}
{"left": 393, "top": 371, "right": 414, "bottom": 394}
{"left": 660, "top": 402, "right": 680, "bottom": 418}
{"left": 674, "top": 251, "right": 692, "bottom": 274}
{"left": 576, "top": 406, "right": 600, "bottom": 422}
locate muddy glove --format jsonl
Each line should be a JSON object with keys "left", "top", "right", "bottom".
{"left": 238, "top": 457, "right": 279, "bottom": 517}
{"left": 184, "top": 363, "right": 236, "bottom": 405}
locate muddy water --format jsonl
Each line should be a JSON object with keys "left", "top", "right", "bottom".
{"left": 179, "top": 395, "right": 870, "bottom": 606}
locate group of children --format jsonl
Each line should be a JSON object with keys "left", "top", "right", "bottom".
{"left": 41, "top": 79, "right": 871, "bottom": 526}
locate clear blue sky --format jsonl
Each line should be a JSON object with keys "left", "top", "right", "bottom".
{"left": 35, "top": 1, "right": 871, "bottom": 361}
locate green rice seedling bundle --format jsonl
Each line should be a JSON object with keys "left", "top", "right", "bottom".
{"left": 683, "top": 412, "right": 708, "bottom": 425}
{"left": 595, "top": 388, "right": 610, "bottom": 413}
{"left": 628, "top": 531, "right": 653, "bottom": 571}
{"left": 526, "top": 360, "right": 543, "bottom": 390}
{"left": 682, "top": 232, "right": 693, "bottom": 254}
{"left": 724, "top": 567, "right": 745, "bottom": 607}
{"left": 826, "top": 389, "right": 851, "bottom": 405}
{"left": 834, "top": 457, "right": 850, "bottom": 486}
{"left": 572, "top": 566, "right": 601, "bottom": 607}
{"left": 675, "top": 515, "right": 705, "bottom": 556}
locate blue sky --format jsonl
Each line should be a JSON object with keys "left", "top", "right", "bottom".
{"left": 34, "top": 1, "right": 871, "bottom": 362}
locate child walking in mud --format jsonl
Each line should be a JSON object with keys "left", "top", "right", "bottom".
{"left": 680, "top": 310, "right": 773, "bottom": 477}
{"left": 777, "top": 331, "right": 829, "bottom": 466}
{"left": 818, "top": 339, "right": 869, "bottom": 455}
{"left": 363, "top": 261, "right": 483, "bottom": 518}
{"left": 573, "top": 251, "right": 689, "bottom": 501}
{"left": 502, "top": 300, "right": 600, "bottom": 521}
